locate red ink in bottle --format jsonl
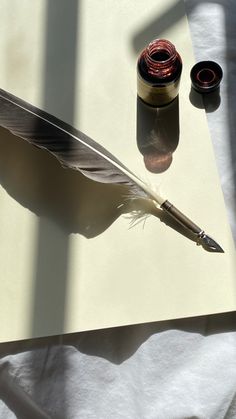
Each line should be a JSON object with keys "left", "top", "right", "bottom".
{"left": 137, "top": 39, "right": 182, "bottom": 107}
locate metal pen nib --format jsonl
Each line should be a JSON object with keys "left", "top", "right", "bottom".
{"left": 197, "top": 231, "right": 224, "bottom": 253}
{"left": 161, "top": 200, "right": 224, "bottom": 253}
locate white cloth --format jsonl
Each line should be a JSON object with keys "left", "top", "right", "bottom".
{"left": 1, "top": 1, "right": 236, "bottom": 418}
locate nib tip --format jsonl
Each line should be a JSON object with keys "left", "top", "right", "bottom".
{"left": 200, "top": 233, "right": 224, "bottom": 253}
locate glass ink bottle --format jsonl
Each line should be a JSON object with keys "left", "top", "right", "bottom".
{"left": 137, "top": 39, "right": 182, "bottom": 107}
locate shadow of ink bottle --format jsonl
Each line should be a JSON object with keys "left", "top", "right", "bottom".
{"left": 137, "top": 39, "right": 182, "bottom": 173}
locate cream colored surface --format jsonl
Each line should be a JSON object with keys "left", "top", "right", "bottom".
{"left": 0, "top": 0, "right": 235, "bottom": 342}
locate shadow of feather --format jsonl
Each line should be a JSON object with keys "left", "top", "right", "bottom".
{"left": 0, "top": 127, "right": 128, "bottom": 238}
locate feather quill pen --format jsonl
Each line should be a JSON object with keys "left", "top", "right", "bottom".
{"left": 0, "top": 88, "right": 223, "bottom": 252}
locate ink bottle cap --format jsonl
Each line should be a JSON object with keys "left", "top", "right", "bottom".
{"left": 190, "top": 61, "right": 223, "bottom": 94}
{"left": 137, "top": 39, "right": 182, "bottom": 107}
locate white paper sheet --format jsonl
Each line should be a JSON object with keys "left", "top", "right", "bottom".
{"left": 0, "top": 0, "right": 235, "bottom": 345}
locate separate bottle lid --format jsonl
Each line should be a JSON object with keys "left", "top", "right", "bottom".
{"left": 190, "top": 61, "right": 223, "bottom": 93}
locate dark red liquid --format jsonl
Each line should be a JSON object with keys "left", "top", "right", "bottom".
{"left": 138, "top": 39, "right": 182, "bottom": 84}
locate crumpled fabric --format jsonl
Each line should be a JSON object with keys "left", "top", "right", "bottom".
{"left": 1, "top": 1, "right": 236, "bottom": 418}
